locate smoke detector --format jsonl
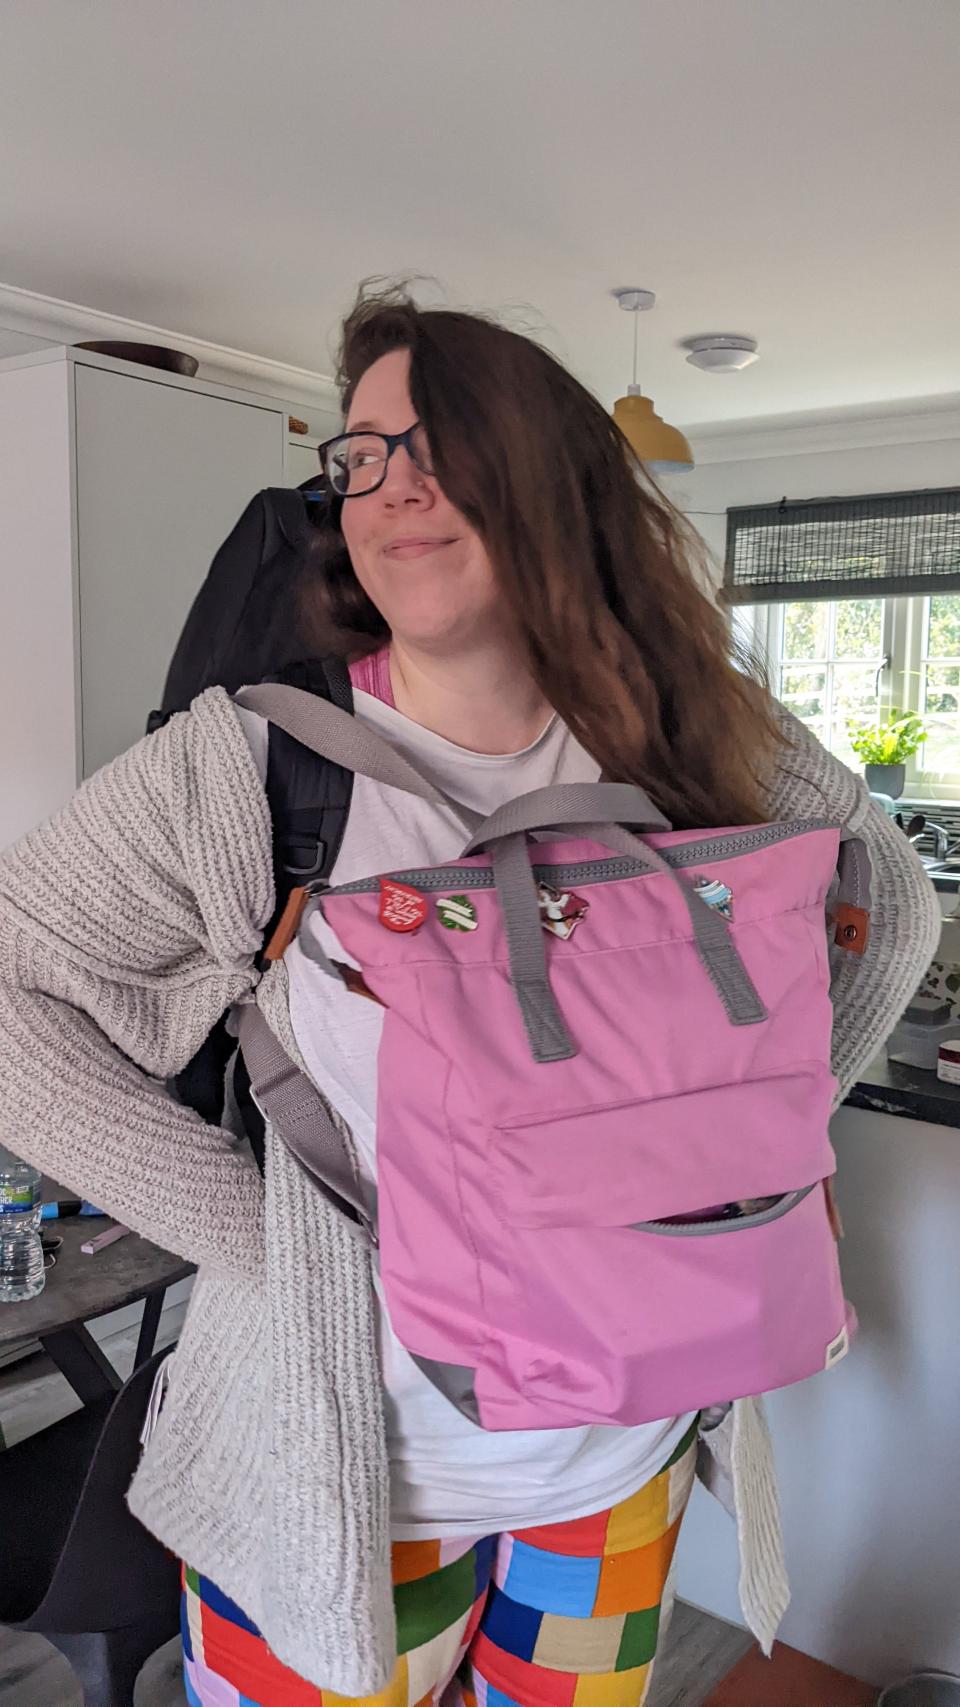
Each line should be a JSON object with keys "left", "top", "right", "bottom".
{"left": 683, "top": 335, "right": 758, "bottom": 374}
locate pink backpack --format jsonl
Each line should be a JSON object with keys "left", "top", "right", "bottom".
{"left": 236, "top": 685, "right": 867, "bottom": 1430}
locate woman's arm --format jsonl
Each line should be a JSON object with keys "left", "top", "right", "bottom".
{"left": 765, "top": 702, "right": 942, "bottom": 1104}
{"left": 0, "top": 688, "right": 274, "bottom": 1276}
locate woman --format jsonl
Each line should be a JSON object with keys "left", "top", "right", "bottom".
{"left": 0, "top": 287, "right": 939, "bottom": 1706}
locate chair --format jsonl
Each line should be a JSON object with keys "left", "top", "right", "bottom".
{"left": 0, "top": 1347, "right": 180, "bottom": 1706}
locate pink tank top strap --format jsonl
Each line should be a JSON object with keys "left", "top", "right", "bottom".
{"left": 348, "top": 646, "right": 395, "bottom": 707}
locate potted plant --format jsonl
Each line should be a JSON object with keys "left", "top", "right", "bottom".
{"left": 847, "top": 709, "right": 930, "bottom": 799}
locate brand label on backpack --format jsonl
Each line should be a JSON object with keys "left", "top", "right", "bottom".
{"left": 824, "top": 1323, "right": 850, "bottom": 1370}
{"left": 437, "top": 895, "right": 478, "bottom": 932}
{"left": 537, "top": 881, "right": 589, "bottom": 940}
{"left": 379, "top": 879, "right": 427, "bottom": 933}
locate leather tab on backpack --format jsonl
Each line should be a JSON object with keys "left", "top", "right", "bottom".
{"left": 337, "top": 964, "right": 386, "bottom": 1007}
{"left": 264, "top": 886, "right": 309, "bottom": 962}
{"left": 832, "top": 903, "right": 869, "bottom": 955}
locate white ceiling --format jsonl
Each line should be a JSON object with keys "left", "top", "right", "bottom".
{"left": 1, "top": 0, "right": 958, "bottom": 428}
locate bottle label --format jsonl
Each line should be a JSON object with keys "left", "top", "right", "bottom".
{"left": 0, "top": 1185, "right": 36, "bottom": 1214}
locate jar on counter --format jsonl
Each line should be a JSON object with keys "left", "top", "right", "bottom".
{"left": 937, "top": 1039, "right": 960, "bottom": 1085}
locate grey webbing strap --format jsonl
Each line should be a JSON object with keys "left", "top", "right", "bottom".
{"left": 237, "top": 1004, "right": 377, "bottom": 1245}
{"left": 837, "top": 828, "right": 872, "bottom": 913}
{"left": 578, "top": 822, "right": 767, "bottom": 1028}
{"left": 235, "top": 683, "right": 483, "bottom": 835}
{"left": 462, "top": 783, "right": 672, "bottom": 853}
{"left": 293, "top": 897, "right": 350, "bottom": 976}
{"left": 492, "top": 833, "right": 579, "bottom": 1062}
{"left": 466, "top": 785, "right": 675, "bottom": 1063}
{"left": 464, "top": 787, "right": 767, "bottom": 1058}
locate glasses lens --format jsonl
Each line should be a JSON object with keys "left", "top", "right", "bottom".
{"left": 325, "top": 434, "right": 388, "bottom": 496}
{"left": 408, "top": 422, "right": 434, "bottom": 477}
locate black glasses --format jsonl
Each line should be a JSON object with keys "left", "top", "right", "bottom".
{"left": 318, "top": 422, "right": 434, "bottom": 498}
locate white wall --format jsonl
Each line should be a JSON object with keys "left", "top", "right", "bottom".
{"left": 673, "top": 424, "right": 960, "bottom": 586}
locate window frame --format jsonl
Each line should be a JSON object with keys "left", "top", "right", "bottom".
{"left": 736, "top": 593, "right": 960, "bottom": 802}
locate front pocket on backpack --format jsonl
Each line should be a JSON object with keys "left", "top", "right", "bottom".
{"left": 631, "top": 1184, "right": 816, "bottom": 1234}
{"left": 493, "top": 1065, "right": 837, "bottom": 1230}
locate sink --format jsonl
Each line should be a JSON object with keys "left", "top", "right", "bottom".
{"left": 917, "top": 857, "right": 960, "bottom": 899}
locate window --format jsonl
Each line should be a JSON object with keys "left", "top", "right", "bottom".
{"left": 918, "top": 594, "right": 960, "bottom": 787}
{"left": 736, "top": 593, "right": 960, "bottom": 797}
{"left": 776, "top": 598, "right": 885, "bottom": 772}
{"left": 726, "top": 487, "right": 960, "bottom": 799}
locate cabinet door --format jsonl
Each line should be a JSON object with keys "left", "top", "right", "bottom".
{"left": 286, "top": 438, "right": 324, "bottom": 487}
{"left": 75, "top": 365, "right": 284, "bottom": 775}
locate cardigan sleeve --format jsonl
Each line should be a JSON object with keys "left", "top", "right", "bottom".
{"left": 0, "top": 689, "right": 274, "bottom": 1275}
{"left": 764, "top": 701, "right": 942, "bottom": 1105}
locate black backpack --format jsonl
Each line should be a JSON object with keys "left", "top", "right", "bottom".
{"left": 155, "top": 482, "right": 329, "bottom": 713}
{"left": 147, "top": 484, "right": 356, "bottom": 1164}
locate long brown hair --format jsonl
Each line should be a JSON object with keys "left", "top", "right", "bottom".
{"left": 308, "top": 283, "right": 783, "bottom": 829}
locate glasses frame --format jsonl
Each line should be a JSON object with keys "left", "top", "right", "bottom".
{"left": 317, "top": 422, "right": 433, "bottom": 499}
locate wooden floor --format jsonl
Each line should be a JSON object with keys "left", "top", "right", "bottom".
{"left": 648, "top": 1600, "right": 755, "bottom": 1706}
{"left": 0, "top": 1305, "right": 870, "bottom": 1705}
{"left": 700, "top": 1638, "right": 879, "bottom": 1705}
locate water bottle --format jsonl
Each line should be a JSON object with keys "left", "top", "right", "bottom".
{"left": 0, "top": 1145, "right": 45, "bottom": 1303}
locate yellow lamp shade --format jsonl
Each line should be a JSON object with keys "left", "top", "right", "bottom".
{"left": 613, "top": 387, "right": 693, "bottom": 474}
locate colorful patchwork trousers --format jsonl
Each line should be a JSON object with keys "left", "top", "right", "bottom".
{"left": 182, "top": 1417, "right": 698, "bottom": 1707}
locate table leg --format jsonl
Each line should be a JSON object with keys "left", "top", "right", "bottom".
{"left": 41, "top": 1325, "right": 122, "bottom": 1406}
{"left": 134, "top": 1287, "right": 166, "bottom": 1367}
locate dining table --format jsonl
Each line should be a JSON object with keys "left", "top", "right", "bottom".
{"left": 0, "top": 1180, "right": 193, "bottom": 1406}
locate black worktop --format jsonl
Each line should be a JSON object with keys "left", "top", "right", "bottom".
{"left": 846, "top": 1053, "right": 960, "bottom": 1128}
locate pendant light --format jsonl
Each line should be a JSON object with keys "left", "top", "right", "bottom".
{"left": 611, "top": 288, "right": 693, "bottom": 474}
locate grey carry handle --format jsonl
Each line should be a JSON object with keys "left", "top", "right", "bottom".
{"left": 461, "top": 782, "right": 673, "bottom": 851}
{"left": 234, "top": 682, "right": 484, "bottom": 837}
{"left": 237, "top": 1002, "right": 377, "bottom": 1246}
{"left": 462, "top": 782, "right": 767, "bottom": 1064}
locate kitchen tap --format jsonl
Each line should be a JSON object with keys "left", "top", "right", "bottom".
{"left": 923, "top": 822, "right": 952, "bottom": 860}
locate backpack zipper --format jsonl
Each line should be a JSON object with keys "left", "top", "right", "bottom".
{"left": 632, "top": 1183, "right": 815, "bottom": 1237}
{"left": 317, "top": 817, "right": 838, "bottom": 900}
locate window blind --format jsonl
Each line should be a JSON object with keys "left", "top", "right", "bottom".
{"left": 724, "top": 486, "right": 960, "bottom": 605}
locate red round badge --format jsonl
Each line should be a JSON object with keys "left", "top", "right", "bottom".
{"left": 378, "top": 879, "right": 428, "bottom": 933}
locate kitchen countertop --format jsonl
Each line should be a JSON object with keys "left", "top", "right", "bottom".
{"left": 846, "top": 1053, "right": 960, "bottom": 1128}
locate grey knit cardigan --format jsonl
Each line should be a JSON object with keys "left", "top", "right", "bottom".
{"left": 0, "top": 688, "right": 941, "bottom": 1692}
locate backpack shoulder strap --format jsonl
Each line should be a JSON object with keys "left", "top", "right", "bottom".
{"left": 235, "top": 681, "right": 482, "bottom": 828}
{"left": 258, "top": 660, "right": 356, "bottom": 951}
{"left": 237, "top": 1003, "right": 377, "bottom": 1245}
{"left": 234, "top": 657, "right": 356, "bottom": 1175}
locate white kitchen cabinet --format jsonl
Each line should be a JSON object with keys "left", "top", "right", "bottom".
{"left": 0, "top": 345, "right": 294, "bottom": 846}
{"left": 675, "top": 1099, "right": 960, "bottom": 1687}
{"left": 286, "top": 434, "right": 326, "bottom": 488}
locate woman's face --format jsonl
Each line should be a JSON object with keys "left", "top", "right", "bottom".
{"left": 339, "top": 349, "right": 501, "bottom": 652}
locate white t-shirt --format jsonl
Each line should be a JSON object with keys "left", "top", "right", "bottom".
{"left": 236, "top": 691, "right": 696, "bottom": 1538}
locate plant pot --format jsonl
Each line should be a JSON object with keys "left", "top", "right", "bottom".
{"left": 866, "top": 762, "right": 906, "bottom": 799}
